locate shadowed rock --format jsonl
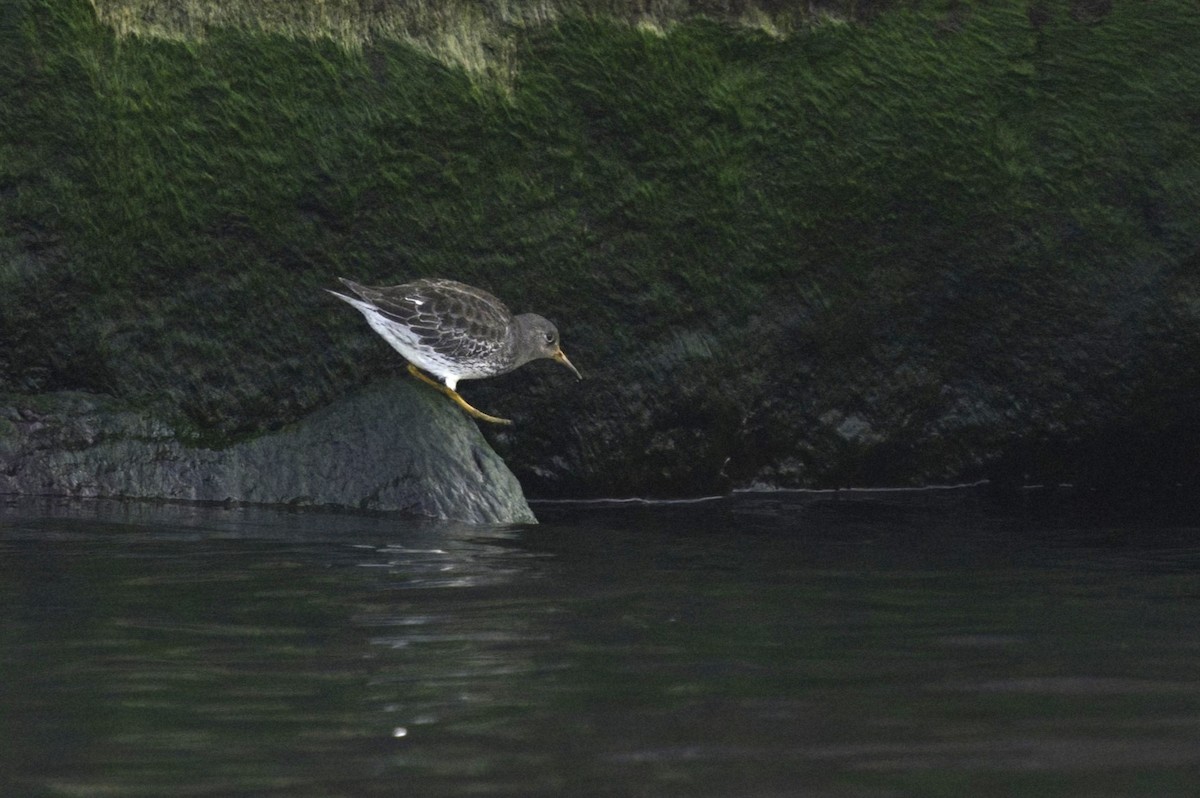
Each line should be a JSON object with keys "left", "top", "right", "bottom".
{"left": 0, "top": 379, "right": 535, "bottom": 525}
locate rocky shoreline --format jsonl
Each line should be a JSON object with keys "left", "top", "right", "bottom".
{"left": 0, "top": 380, "right": 535, "bottom": 525}
{"left": 3, "top": 2, "right": 1199, "bottom": 513}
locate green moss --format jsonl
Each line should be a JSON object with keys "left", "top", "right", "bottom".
{"left": 3, "top": 0, "right": 1199, "bottom": 450}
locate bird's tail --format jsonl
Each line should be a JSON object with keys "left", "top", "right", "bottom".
{"left": 326, "top": 278, "right": 375, "bottom": 314}
{"left": 326, "top": 278, "right": 372, "bottom": 306}
{"left": 336, "top": 277, "right": 368, "bottom": 297}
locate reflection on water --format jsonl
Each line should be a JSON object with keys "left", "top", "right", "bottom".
{"left": 2, "top": 491, "right": 1200, "bottom": 797}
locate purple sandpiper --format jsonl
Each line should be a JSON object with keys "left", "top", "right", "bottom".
{"left": 328, "top": 277, "right": 581, "bottom": 424}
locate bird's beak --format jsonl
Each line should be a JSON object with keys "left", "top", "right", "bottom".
{"left": 553, "top": 348, "right": 582, "bottom": 380}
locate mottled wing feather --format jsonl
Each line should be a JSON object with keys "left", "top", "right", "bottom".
{"left": 347, "top": 278, "right": 512, "bottom": 365}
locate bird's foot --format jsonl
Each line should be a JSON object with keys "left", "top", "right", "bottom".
{"left": 407, "top": 364, "right": 513, "bottom": 425}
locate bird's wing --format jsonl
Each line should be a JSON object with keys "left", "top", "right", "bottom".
{"left": 349, "top": 278, "right": 512, "bottom": 358}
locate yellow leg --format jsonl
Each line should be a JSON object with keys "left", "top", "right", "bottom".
{"left": 407, "top": 364, "right": 513, "bottom": 425}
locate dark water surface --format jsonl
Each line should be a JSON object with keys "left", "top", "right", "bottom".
{"left": 2, "top": 491, "right": 1199, "bottom": 797}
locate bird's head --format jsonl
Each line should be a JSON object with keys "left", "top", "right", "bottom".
{"left": 516, "top": 314, "right": 582, "bottom": 380}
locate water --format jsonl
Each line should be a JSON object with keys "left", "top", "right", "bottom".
{"left": 2, "top": 491, "right": 1199, "bottom": 797}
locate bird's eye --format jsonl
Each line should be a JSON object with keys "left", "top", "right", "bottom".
{"left": 544, "top": 331, "right": 556, "bottom": 345}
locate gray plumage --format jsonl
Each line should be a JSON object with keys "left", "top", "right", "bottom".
{"left": 328, "top": 277, "right": 581, "bottom": 390}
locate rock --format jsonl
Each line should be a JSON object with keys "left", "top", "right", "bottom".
{"left": 482, "top": 250, "right": 1200, "bottom": 497}
{"left": 0, "top": 380, "right": 535, "bottom": 525}
{"left": 5, "top": 2, "right": 1200, "bottom": 500}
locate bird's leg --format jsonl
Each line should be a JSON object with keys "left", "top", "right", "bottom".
{"left": 406, "top": 363, "right": 513, "bottom": 426}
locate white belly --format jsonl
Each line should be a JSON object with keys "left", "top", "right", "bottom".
{"left": 364, "top": 311, "right": 499, "bottom": 390}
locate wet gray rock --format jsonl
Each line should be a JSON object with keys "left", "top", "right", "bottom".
{"left": 0, "top": 379, "right": 535, "bottom": 525}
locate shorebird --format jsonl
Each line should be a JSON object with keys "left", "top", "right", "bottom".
{"left": 328, "top": 277, "right": 581, "bottom": 425}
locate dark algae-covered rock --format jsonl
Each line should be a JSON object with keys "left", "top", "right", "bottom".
{"left": 0, "top": 381, "right": 536, "bottom": 524}
{"left": 2, "top": 0, "right": 1199, "bottom": 502}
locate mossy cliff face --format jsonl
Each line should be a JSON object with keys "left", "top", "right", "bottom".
{"left": 3, "top": 0, "right": 1199, "bottom": 499}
